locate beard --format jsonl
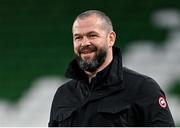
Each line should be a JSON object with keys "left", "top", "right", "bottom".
{"left": 75, "top": 45, "right": 107, "bottom": 72}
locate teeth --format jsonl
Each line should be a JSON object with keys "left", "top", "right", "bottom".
{"left": 82, "top": 51, "right": 93, "bottom": 54}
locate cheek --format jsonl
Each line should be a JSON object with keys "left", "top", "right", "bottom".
{"left": 73, "top": 44, "right": 79, "bottom": 54}
{"left": 97, "top": 40, "right": 108, "bottom": 48}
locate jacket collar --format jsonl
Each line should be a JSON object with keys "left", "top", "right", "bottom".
{"left": 105, "top": 46, "right": 123, "bottom": 86}
{"left": 65, "top": 46, "right": 123, "bottom": 86}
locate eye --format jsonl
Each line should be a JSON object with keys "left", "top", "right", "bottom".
{"left": 89, "top": 34, "right": 98, "bottom": 38}
{"left": 90, "top": 34, "right": 96, "bottom": 37}
{"left": 74, "top": 36, "right": 82, "bottom": 40}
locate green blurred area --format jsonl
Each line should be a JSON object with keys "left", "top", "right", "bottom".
{"left": 0, "top": 0, "right": 180, "bottom": 102}
{"left": 169, "top": 80, "right": 180, "bottom": 97}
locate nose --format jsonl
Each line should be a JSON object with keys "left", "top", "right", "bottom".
{"left": 81, "top": 36, "right": 91, "bottom": 46}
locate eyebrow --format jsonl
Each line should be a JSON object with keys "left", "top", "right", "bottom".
{"left": 73, "top": 31, "right": 99, "bottom": 36}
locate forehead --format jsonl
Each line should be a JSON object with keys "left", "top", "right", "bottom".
{"left": 72, "top": 15, "right": 105, "bottom": 34}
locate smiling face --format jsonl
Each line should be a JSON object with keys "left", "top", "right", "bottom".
{"left": 72, "top": 14, "right": 116, "bottom": 73}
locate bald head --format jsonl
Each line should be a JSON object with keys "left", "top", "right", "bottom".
{"left": 72, "top": 10, "right": 113, "bottom": 33}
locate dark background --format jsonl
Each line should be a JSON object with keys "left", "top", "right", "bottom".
{"left": 0, "top": 0, "right": 180, "bottom": 102}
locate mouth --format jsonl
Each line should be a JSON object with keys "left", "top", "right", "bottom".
{"left": 79, "top": 45, "right": 97, "bottom": 54}
{"left": 79, "top": 49, "right": 96, "bottom": 61}
{"left": 81, "top": 51, "right": 95, "bottom": 59}
{"left": 81, "top": 49, "right": 95, "bottom": 54}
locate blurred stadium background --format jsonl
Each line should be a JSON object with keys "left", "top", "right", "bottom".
{"left": 0, "top": 0, "right": 180, "bottom": 126}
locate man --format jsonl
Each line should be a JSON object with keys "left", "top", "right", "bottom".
{"left": 49, "top": 10, "right": 175, "bottom": 126}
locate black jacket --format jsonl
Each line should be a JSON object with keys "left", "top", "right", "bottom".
{"left": 49, "top": 47, "right": 175, "bottom": 127}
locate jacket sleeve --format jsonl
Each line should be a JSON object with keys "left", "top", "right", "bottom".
{"left": 48, "top": 86, "right": 63, "bottom": 127}
{"left": 135, "top": 77, "right": 175, "bottom": 126}
{"left": 48, "top": 94, "right": 58, "bottom": 127}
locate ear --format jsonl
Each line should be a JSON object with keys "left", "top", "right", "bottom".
{"left": 108, "top": 31, "right": 116, "bottom": 47}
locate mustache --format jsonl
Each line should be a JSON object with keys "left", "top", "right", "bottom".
{"left": 78, "top": 45, "right": 97, "bottom": 54}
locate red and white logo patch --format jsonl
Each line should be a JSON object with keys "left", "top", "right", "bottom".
{"left": 158, "top": 96, "right": 167, "bottom": 108}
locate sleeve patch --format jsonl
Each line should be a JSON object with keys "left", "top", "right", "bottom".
{"left": 158, "top": 96, "right": 167, "bottom": 108}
